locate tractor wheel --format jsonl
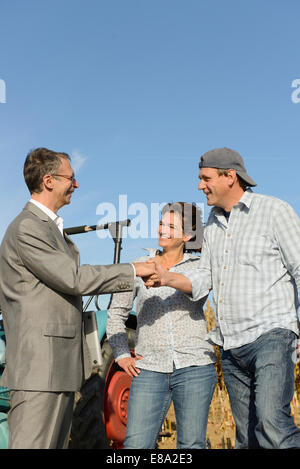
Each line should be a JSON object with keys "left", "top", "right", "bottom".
{"left": 101, "top": 328, "right": 136, "bottom": 448}
{"left": 69, "top": 328, "right": 136, "bottom": 449}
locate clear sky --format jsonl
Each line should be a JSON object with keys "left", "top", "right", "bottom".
{"left": 1, "top": 0, "right": 300, "bottom": 309}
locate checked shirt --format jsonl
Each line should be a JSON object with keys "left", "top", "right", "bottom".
{"left": 184, "top": 190, "right": 300, "bottom": 350}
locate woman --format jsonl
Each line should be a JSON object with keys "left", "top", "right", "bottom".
{"left": 106, "top": 202, "right": 217, "bottom": 449}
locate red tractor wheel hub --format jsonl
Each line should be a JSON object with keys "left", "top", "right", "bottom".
{"left": 103, "top": 361, "right": 133, "bottom": 446}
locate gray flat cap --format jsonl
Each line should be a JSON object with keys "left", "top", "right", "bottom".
{"left": 199, "top": 147, "right": 257, "bottom": 187}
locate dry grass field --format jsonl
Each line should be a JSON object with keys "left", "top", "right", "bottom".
{"left": 157, "top": 302, "right": 300, "bottom": 449}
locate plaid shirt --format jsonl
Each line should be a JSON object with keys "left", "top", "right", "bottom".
{"left": 184, "top": 190, "right": 300, "bottom": 350}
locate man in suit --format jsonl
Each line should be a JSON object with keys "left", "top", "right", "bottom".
{"left": 0, "top": 147, "right": 154, "bottom": 449}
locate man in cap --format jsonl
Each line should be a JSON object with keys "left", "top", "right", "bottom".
{"left": 147, "top": 147, "right": 300, "bottom": 448}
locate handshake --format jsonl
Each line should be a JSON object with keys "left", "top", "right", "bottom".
{"left": 132, "top": 259, "right": 168, "bottom": 288}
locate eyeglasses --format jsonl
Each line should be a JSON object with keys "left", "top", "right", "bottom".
{"left": 52, "top": 174, "right": 77, "bottom": 183}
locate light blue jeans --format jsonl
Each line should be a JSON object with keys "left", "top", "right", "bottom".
{"left": 221, "top": 328, "right": 300, "bottom": 449}
{"left": 124, "top": 364, "right": 217, "bottom": 449}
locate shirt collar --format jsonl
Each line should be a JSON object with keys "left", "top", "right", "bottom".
{"left": 212, "top": 188, "right": 254, "bottom": 219}
{"left": 142, "top": 247, "right": 199, "bottom": 264}
{"left": 29, "top": 199, "right": 64, "bottom": 235}
{"left": 237, "top": 188, "right": 254, "bottom": 209}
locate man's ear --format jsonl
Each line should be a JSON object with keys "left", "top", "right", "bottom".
{"left": 43, "top": 174, "right": 54, "bottom": 190}
{"left": 227, "top": 169, "right": 238, "bottom": 188}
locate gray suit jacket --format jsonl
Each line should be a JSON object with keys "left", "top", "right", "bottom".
{"left": 0, "top": 202, "right": 134, "bottom": 392}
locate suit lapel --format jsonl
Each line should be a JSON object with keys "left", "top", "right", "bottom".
{"left": 47, "top": 220, "right": 71, "bottom": 252}
{"left": 24, "top": 202, "right": 79, "bottom": 262}
{"left": 24, "top": 201, "right": 50, "bottom": 221}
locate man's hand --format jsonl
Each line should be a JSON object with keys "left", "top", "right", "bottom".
{"left": 133, "top": 261, "right": 156, "bottom": 278}
{"left": 144, "top": 259, "right": 169, "bottom": 288}
{"left": 144, "top": 259, "right": 193, "bottom": 293}
{"left": 117, "top": 355, "right": 143, "bottom": 377}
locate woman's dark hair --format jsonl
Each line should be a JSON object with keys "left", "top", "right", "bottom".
{"left": 161, "top": 202, "right": 203, "bottom": 253}
{"left": 24, "top": 147, "right": 70, "bottom": 194}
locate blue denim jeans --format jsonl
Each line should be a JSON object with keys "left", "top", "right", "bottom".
{"left": 124, "top": 364, "right": 217, "bottom": 449}
{"left": 221, "top": 328, "right": 300, "bottom": 449}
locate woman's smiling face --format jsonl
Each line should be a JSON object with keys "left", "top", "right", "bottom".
{"left": 158, "top": 211, "right": 189, "bottom": 250}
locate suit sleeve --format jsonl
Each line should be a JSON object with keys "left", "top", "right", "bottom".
{"left": 16, "top": 220, "right": 134, "bottom": 296}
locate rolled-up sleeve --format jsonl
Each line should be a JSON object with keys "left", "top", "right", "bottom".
{"left": 183, "top": 237, "right": 212, "bottom": 301}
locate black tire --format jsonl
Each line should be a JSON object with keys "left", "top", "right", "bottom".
{"left": 69, "top": 372, "right": 109, "bottom": 449}
{"left": 69, "top": 327, "right": 136, "bottom": 449}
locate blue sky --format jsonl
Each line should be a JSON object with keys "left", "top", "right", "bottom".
{"left": 1, "top": 0, "right": 300, "bottom": 309}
